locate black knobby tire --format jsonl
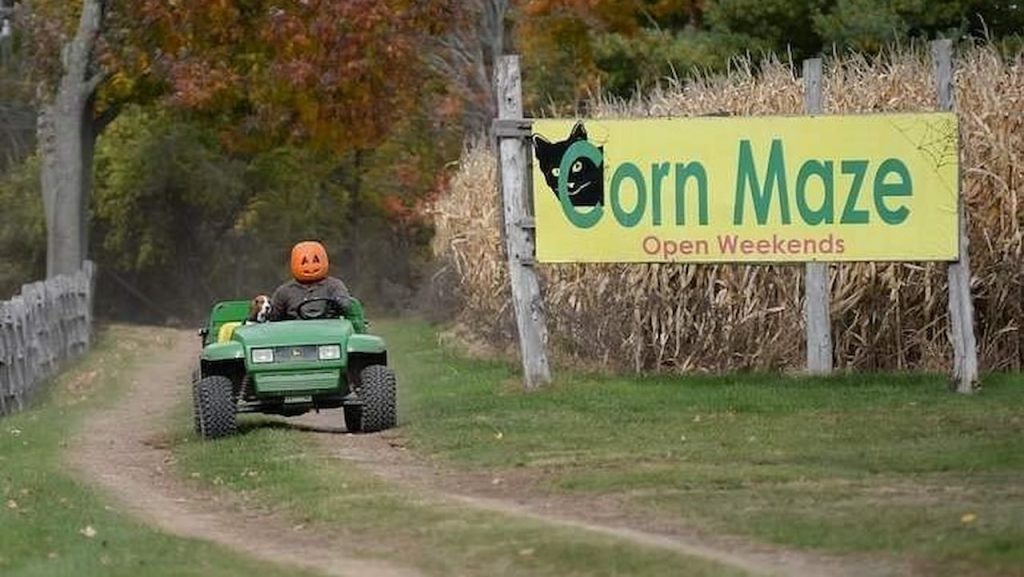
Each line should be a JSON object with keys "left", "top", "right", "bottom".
{"left": 191, "top": 367, "right": 202, "bottom": 434}
{"left": 343, "top": 404, "right": 363, "bottom": 433}
{"left": 194, "top": 375, "right": 237, "bottom": 439}
{"left": 358, "top": 365, "right": 397, "bottom": 433}
{"left": 192, "top": 382, "right": 201, "bottom": 435}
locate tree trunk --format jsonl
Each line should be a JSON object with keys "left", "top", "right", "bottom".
{"left": 38, "top": 0, "right": 105, "bottom": 278}
{"left": 81, "top": 92, "right": 99, "bottom": 261}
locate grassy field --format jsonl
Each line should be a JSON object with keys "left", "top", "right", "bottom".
{"left": 169, "top": 317, "right": 1024, "bottom": 576}
{"left": 175, "top": 422, "right": 747, "bottom": 577}
{"left": 173, "top": 408, "right": 745, "bottom": 575}
{"left": 387, "top": 321, "right": 1024, "bottom": 577}
{"left": 0, "top": 326, "right": 314, "bottom": 577}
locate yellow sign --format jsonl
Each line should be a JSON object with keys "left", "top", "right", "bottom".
{"left": 531, "top": 114, "right": 959, "bottom": 263}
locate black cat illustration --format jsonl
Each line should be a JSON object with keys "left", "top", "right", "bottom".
{"left": 533, "top": 122, "right": 604, "bottom": 207}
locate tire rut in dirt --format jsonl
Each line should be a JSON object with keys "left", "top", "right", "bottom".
{"left": 357, "top": 365, "right": 396, "bottom": 433}
{"left": 71, "top": 329, "right": 422, "bottom": 577}
{"left": 195, "top": 375, "right": 237, "bottom": 439}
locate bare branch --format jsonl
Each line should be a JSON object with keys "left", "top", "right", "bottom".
{"left": 430, "top": 0, "right": 507, "bottom": 137}
{"left": 93, "top": 100, "right": 122, "bottom": 134}
{"left": 84, "top": 70, "right": 107, "bottom": 94}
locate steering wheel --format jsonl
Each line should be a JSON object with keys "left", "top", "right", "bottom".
{"left": 296, "top": 297, "right": 344, "bottom": 320}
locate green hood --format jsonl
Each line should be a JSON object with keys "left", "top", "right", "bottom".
{"left": 233, "top": 319, "right": 354, "bottom": 348}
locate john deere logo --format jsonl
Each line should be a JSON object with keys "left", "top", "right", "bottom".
{"left": 292, "top": 348, "right": 303, "bottom": 358}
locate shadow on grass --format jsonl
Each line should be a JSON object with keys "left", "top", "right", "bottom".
{"left": 236, "top": 414, "right": 350, "bottom": 436}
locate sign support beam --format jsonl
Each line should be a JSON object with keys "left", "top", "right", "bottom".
{"left": 495, "top": 55, "right": 552, "bottom": 391}
{"left": 932, "top": 39, "right": 979, "bottom": 393}
{"left": 802, "top": 58, "right": 833, "bottom": 375}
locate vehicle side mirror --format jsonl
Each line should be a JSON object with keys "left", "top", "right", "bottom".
{"left": 198, "top": 327, "right": 209, "bottom": 338}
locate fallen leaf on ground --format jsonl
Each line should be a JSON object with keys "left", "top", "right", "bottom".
{"left": 6, "top": 500, "right": 16, "bottom": 510}
{"left": 961, "top": 513, "right": 977, "bottom": 524}
{"left": 80, "top": 525, "right": 98, "bottom": 538}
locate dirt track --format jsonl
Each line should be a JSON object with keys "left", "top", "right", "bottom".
{"left": 68, "top": 328, "right": 907, "bottom": 577}
{"left": 68, "top": 329, "right": 420, "bottom": 577}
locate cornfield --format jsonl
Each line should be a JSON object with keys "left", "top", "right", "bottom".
{"left": 431, "top": 44, "right": 1023, "bottom": 374}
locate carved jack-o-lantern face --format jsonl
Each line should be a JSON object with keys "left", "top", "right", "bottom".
{"left": 290, "top": 241, "right": 329, "bottom": 283}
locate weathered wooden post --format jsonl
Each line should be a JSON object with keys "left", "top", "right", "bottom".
{"left": 932, "top": 39, "right": 979, "bottom": 393}
{"left": 803, "top": 57, "right": 833, "bottom": 374}
{"left": 494, "top": 55, "right": 552, "bottom": 390}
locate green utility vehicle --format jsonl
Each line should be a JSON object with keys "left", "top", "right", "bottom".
{"left": 193, "top": 298, "right": 396, "bottom": 439}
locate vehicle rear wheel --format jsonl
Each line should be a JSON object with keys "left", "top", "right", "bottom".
{"left": 358, "top": 365, "right": 396, "bottom": 433}
{"left": 194, "top": 375, "right": 237, "bottom": 439}
{"left": 191, "top": 367, "right": 202, "bottom": 434}
{"left": 343, "top": 404, "right": 363, "bottom": 433}
{"left": 192, "top": 384, "right": 201, "bottom": 434}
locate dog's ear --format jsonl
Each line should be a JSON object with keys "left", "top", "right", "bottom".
{"left": 247, "top": 297, "right": 261, "bottom": 321}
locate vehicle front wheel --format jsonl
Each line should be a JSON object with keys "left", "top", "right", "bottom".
{"left": 194, "top": 375, "right": 237, "bottom": 439}
{"left": 358, "top": 365, "right": 396, "bottom": 433}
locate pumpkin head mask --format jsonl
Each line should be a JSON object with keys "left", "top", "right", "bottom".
{"left": 290, "top": 241, "right": 329, "bottom": 283}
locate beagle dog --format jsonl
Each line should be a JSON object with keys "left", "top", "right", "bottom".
{"left": 247, "top": 294, "right": 272, "bottom": 324}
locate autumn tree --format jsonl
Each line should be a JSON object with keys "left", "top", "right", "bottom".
{"left": 1, "top": 1, "right": 34, "bottom": 172}
{"left": 430, "top": 0, "right": 512, "bottom": 137}
{"left": 17, "top": 0, "right": 108, "bottom": 277}
{"left": 814, "top": 0, "right": 1024, "bottom": 53}
{"left": 88, "top": 1, "right": 463, "bottom": 314}
{"left": 516, "top": 0, "right": 1022, "bottom": 106}
{"left": 16, "top": 0, "right": 459, "bottom": 279}
{"left": 121, "top": 0, "right": 457, "bottom": 154}
{"left": 517, "top": 0, "right": 711, "bottom": 105}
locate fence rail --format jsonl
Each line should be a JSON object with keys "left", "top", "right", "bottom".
{"left": 0, "top": 261, "right": 95, "bottom": 417}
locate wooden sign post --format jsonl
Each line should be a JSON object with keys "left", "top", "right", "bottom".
{"left": 802, "top": 58, "right": 833, "bottom": 374}
{"left": 932, "top": 39, "right": 979, "bottom": 393}
{"left": 494, "top": 55, "right": 552, "bottom": 390}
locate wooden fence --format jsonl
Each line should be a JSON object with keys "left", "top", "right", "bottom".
{"left": 0, "top": 261, "right": 95, "bottom": 417}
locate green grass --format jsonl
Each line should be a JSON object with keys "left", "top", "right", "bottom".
{"left": 0, "top": 326, "right": 314, "bottom": 577}
{"left": 387, "top": 320, "right": 1024, "bottom": 577}
{"left": 173, "top": 417, "right": 746, "bottom": 576}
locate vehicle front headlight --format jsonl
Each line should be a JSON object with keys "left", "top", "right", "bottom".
{"left": 251, "top": 348, "right": 274, "bottom": 364}
{"left": 318, "top": 344, "right": 341, "bottom": 360}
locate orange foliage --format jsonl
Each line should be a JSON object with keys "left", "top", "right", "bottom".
{"left": 122, "top": 0, "right": 461, "bottom": 154}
